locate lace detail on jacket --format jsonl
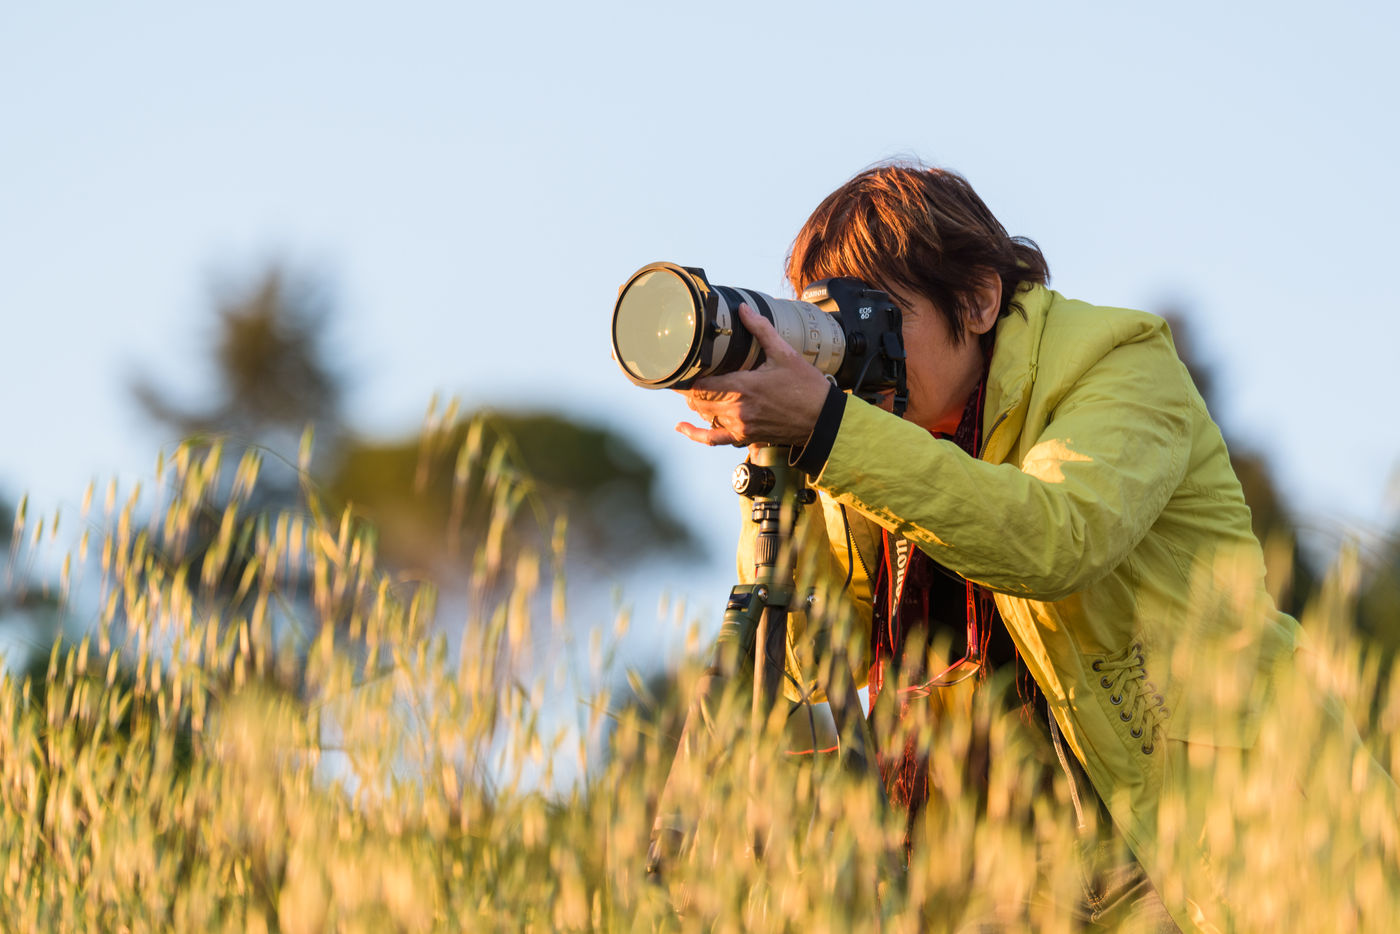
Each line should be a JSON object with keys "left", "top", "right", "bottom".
{"left": 1092, "top": 641, "right": 1170, "bottom": 755}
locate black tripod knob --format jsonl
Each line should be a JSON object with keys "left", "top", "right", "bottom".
{"left": 732, "top": 462, "right": 775, "bottom": 497}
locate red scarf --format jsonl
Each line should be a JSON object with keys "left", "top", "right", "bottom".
{"left": 866, "top": 361, "right": 1037, "bottom": 827}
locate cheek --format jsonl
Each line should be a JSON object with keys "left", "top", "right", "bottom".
{"left": 901, "top": 335, "right": 936, "bottom": 389}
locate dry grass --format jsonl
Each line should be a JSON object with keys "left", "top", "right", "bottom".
{"left": 1, "top": 432, "right": 1396, "bottom": 932}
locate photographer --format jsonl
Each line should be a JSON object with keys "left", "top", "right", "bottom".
{"left": 673, "top": 163, "right": 1394, "bottom": 931}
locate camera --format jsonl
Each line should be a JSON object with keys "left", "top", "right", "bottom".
{"left": 611, "top": 262, "right": 907, "bottom": 414}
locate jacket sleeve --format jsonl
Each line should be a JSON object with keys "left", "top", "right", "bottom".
{"left": 813, "top": 329, "right": 1193, "bottom": 602}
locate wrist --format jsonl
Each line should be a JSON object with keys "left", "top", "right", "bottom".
{"left": 790, "top": 383, "right": 846, "bottom": 475}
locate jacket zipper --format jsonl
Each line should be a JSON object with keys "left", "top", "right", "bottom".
{"left": 839, "top": 504, "right": 873, "bottom": 594}
{"left": 980, "top": 358, "right": 1034, "bottom": 460}
{"left": 979, "top": 409, "right": 1011, "bottom": 459}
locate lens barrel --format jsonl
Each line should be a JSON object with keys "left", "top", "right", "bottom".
{"left": 612, "top": 262, "right": 905, "bottom": 407}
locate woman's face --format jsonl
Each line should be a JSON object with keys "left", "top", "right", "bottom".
{"left": 880, "top": 287, "right": 989, "bottom": 436}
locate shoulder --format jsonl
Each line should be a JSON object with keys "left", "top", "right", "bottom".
{"left": 1038, "top": 291, "right": 1175, "bottom": 370}
{"left": 993, "top": 286, "right": 1183, "bottom": 398}
{"left": 991, "top": 288, "right": 1201, "bottom": 462}
{"left": 1016, "top": 289, "right": 1186, "bottom": 398}
{"left": 983, "top": 288, "right": 1196, "bottom": 464}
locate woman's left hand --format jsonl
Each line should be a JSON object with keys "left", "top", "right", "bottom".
{"left": 674, "top": 303, "right": 831, "bottom": 447}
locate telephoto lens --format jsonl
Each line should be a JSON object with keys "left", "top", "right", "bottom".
{"left": 611, "top": 262, "right": 906, "bottom": 407}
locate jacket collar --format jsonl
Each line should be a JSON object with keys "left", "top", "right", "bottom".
{"left": 980, "top": 284, "right": 1050, "bottom": 464}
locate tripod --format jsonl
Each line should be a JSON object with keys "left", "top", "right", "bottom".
{"left": 646, "top": 444, "right": 892, "bottom": 883}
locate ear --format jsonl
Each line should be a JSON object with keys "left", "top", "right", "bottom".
{"left": 966, "top": 269, "right": 1002, "bottom": 336}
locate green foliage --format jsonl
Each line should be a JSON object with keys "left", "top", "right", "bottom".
{"left": 1356, "top": 531, "right": 1400, "bottom": 675}
{"left": 0, "top": 494, "right": 63, "bottom": 674}
{"left": 332, "top": 410, "right": 698, "bottom": 573}
{"left": 132, "top": 267, "right": 342, "bottom": 447}
{"left": 128, "top": 264, "right": 697, "bottom": 580}
{"left": 1163, "top": 309, "right": 1320, "bottom": 615}
{"left": 1165, "top": 309, "right": 1398, "bottom": 665}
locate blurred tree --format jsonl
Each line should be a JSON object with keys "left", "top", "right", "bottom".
{"left": 133, "top": 266, "right": 341, "bottom": 437}
{"left": 129, "top": 266, "right": 346, "bottom": 660}
{"left": 1162, "top": 308, "right": 1318, "bottom": 616}
{"left": 331, "top": 411, "right": 698, "bottom": 576}
{"left": 1355, "top": 526, "right": 1400, "bottom": 677}
{"left": 133, "top": 265, "right": 346, "bottom": 489}
{"left": 0, "top": 495, "right": 62, "bottom": 674}
{"left": 132, "top": 262, "right": 697, "bottom": 585}
{"left": 1167, "top": 309, "right": 1400, "bottom": 666}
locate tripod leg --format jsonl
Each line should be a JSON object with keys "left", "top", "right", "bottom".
{"left": 647, "top": 586, "right": 764, "bottom": 879}
{"left": 646, "top": 664, "right": 720, "bottom": 878}
{"left": 826, "top": 646, "right": 882, "bottom": 786}
{"left": 746, "top": 604, "right": 790, "bottom": 859}
{"left": 823, "top": 647, "right": 907, "bottom": 918}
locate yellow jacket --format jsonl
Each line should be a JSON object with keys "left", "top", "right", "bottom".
{"left": 773, "top": 284, "right": 1311, "bottom": 930}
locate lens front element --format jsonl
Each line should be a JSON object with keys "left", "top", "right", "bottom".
{"left": 613, "top": 268, "right": 700, "bottom": 385}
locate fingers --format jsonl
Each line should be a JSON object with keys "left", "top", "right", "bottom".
{"left": 667, "top": 305, "right": 826, "bottom": 447}
{"left": 675, "top": 391, "right": 730, "bottom": 427}
{"left": 675, "top": 420, "right": 740, "bottom": 447}
{"left": 679, "top": 379, "right": 743, "bottom": 401}
{"left": 736, "top": 303, "right": 794, "bottom": 362}
{"left": 675, "top": 392, "right": 744, "bottom": 445}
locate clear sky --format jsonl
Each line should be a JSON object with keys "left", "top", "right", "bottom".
{"left": 3, "top": 1, "right": 1398, "bottom": 612}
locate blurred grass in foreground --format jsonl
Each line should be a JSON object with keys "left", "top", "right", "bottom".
{"left": 1, "top": 432, "right": 1397, "bottom": 933}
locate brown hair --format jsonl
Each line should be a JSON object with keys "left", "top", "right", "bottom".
{"left": 785, "top": 162, "right": 1049, "bottom": 344}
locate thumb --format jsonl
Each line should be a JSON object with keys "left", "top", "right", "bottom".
{"left": 737, "top": 303, "right": 793, "bottom": 360}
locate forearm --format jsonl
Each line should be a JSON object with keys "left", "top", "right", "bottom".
{"left": 814, "top": 394, "right": 1189, "bottom": 601}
